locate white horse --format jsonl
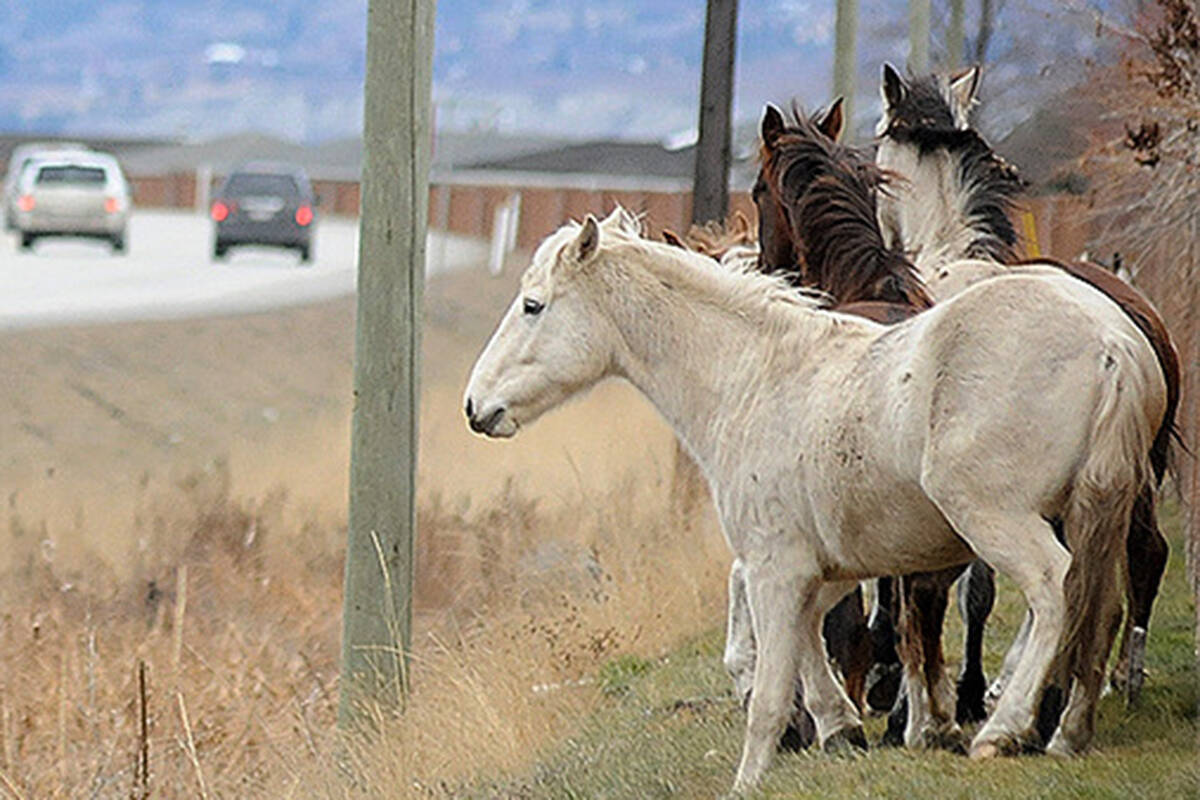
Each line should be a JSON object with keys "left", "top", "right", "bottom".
{"left": 464, "top": 209, "right": 1164, "bottom": 793}
{"left": 874, "top": 64, "right": 1180, "bottom": 713}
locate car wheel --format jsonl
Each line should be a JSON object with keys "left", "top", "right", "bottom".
{"left": 19, "top": 233, "right": 34, "bottom": 250}
{"left": 111, "top": 233, "right": 127, "bottom": 254}
{"left": 299, "top": 244, "right": 312, "bottom": 263}
{"left": 213, "top": 242, "right": 228, "bottom": 260}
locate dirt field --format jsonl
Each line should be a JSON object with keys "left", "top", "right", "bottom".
{"left": 0, "top": 251, "right": 679, "bottom": 578}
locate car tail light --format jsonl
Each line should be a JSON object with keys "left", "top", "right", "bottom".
{"left": 211, "top": 201, "right": 230, "bottom": 222}
{"left": 104, "top": 196, "right": 121, "bottom": 214}
{"left": 17, "top": 194, "right": 34, "bottom": 212}
{"left": 295, "top": 205, "right": 314, "bottom": 226}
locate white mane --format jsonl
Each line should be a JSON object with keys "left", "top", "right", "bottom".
{"left": 582, "top": 206, "right": 834, "bottom": 321}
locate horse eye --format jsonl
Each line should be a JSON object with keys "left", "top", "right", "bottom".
{"left": 523, "top": 297, "right": 545, "bottom": 316}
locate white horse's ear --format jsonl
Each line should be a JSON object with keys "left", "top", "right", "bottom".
{"left": 816, "top": 97, "right": 845, "bottom": 142}
{"left": 948, "top": 65, "right": 981, "bottom": 125}
{"left": 761, "top": 104, "right": 786, "bottom": 148}
{"left": 574, "top": 214, "right": 600, "bottom": 264}
{"left": 881, "top": 63, "right": 906, "bottom": 110}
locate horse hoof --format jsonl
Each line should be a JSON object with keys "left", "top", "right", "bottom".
{"left": 969, "top": 742, "right": 1000, "bottom": 761}
{"left": 1045, "top": 733, "right": 1080, "bottom": 758}
{"left": 924, "top": 725, "right": 969, "bottom": 755}
{"left": 879, "top": 714, "right": 905, "bottom": 748}
{"left": 970, "top": 732, "right": 1023, "bottom": 760}
{"left": 865, "top": 663, "right": 902, "bottom": 713}
{"left": 823, "top": 725, "right": 868, "bottom": 756}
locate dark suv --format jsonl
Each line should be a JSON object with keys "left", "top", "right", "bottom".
{"left": 211, "top": 162, "right": 316, "bottom": 262}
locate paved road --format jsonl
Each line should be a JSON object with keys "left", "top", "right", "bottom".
{"left": 0, "top": 210, "right": 487, "bottom": 329}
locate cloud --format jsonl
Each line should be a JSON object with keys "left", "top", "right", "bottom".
{"left": 771, "top": 0, "right": 834, "bottom": 46}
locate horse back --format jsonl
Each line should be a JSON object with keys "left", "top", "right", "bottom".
{"left": 836, "top": 300, "right": 921, "bottom": 326}
{"left": 1020, "top": 257, "right": 1181, "bottom": 481}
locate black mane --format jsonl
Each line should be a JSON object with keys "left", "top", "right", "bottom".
{"left": 881, "top": 74, "right": 1027, "bottom": 263}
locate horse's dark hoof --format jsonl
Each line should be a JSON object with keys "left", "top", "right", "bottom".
{"left": 924, "top": 724, "right": 969, "bottom": 755}
{"left": 778, "top": 708, "right": 816, "bottom": 752}
{"left": 823, "top": 725, "right": 868, "bottom": 756}
{"left": 879, "top": 720, "right": 905, "bottom": 748}
{"left": 865, "top": 662, "right": 902, "bottom": 713}
{"left": 880, "top": 693, "right": 907, "bottom": 747}
{"left": 955, "top": 669, "right": 989, "bottom": 724}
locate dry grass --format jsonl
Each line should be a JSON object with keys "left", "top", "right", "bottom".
{"left": 0, "top": 426, "right": 728, "bottom": 797}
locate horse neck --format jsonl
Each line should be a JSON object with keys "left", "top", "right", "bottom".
{"left": 878, "top": 143, "right": 983, "bottom": 279}
{"left": 595, "top": 252, "right": 814, "bottom": 467}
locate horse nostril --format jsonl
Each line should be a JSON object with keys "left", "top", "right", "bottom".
{"left": 465, "top": 397, "right": 474, "bottom": 419}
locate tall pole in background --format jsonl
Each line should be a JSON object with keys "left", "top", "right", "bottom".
{"left": 676, "top": 0, "right": 739, "bottom": 528}
{"left": 339, "top": 0, "right": 436, "bottom": 727}
{"left": 833, "top": 0, "right": 858, "bottom": 141}
{"left": 948, "top": 0, "right": 965, "bottom": 70}
{"left": 909, "top": 0, "right": 931, "bottom": 73}
{"left": 691, "top": 0, "right": 739, "bottom": 224}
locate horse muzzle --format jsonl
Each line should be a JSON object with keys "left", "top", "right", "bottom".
{"left": 464, "top": 397, "right": 514, "bottom": 438}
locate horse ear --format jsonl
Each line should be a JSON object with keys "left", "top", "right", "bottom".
{"left": 881, "top": 63, "right": 906, "bottom": 110}
{"left": 761, "top": 104, "right": 786, "bottom": 148}
{"left": 948, "top": 65, "right": 981, "bottom": 124}
{"left": 731, "top": 209, "right": 750, "bottom": 237}
{"left": 574, "top": 214, "right": 600, "bottom": 263}
{"left": 817, "top": 97, "right": 845, "bottom": 142}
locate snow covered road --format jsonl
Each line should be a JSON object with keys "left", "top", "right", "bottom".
{"left": 0, "top": 210, "right": 487, "bottom": 330}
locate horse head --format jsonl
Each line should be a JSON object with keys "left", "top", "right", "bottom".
{"left": 754, "top": 99, "right": 846, "bottom": 280}
{"left": 465, "top": 211, "right": 628, "bottom": 438}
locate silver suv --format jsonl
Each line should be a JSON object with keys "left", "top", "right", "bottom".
{"left": 14, "top": 151, "right": 131, "bottom": 253}
{"left": 4, "top": 141, "right": 91, "bottom": 231}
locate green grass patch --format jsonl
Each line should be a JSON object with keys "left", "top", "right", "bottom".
{"left": 467, "top": 500, "right": 1197, "bottom": 798}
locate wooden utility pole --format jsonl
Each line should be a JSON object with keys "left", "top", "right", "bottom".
{"left": 948, "top": 0, "right": 965, "bottom": 70}
{"left": 339, "top": 0, "right": 436, "bottom": 727}
{"left": 691, "top": 0, "right": 739, "bottom": 224}
{"left": 833, "top": 0, "right": 858, "bottom": 141}
{"left": 909, "top": 0, "right": 931, "bottom": 73}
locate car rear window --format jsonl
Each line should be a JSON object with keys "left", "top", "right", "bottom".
{"left": 223, "top": 173, "right": 302, "bottom": 197}
{"left": 36, "top": 165, "right": 107, "bottom": 185}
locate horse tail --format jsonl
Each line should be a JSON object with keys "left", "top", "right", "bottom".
{"left": 1056, "top": 335, "right": 1160, "bottom": 689}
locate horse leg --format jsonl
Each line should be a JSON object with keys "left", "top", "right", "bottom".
{"left": 732, "top": 559, "right": 820, "bottom": 793}
{"left": 865, "top": 576, "right": 903, "bottom": 713}
{"left": 822, "top": 585, "right": 871, "bottom": 712}
{"left": 955, "top": 559, "right": 995, "bottom": 723}
{"left": 1047, "top": 561, "right": 1124, "bottom": 755}
{"left": 925, "top": 506, "right": 1070, "bottom": 758}
{"left": 724, "top": 559, "right": 756, "bottom": 707}
{"left": 723, "top": 558, "right": 823, "bottom": 752}
{"left": 1111, "top": 486, "right": 1168, "bottom": 704}
{"left": 896, "top": 569, "right": 966, "bottom": 752}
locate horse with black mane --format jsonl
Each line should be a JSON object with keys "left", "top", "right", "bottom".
{"left": 874, "top": 65, "right": 1182, "bottom": 707}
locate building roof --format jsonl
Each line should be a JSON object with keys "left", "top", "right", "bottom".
{"left": 462, "top": 139, "right": 696, "bottom": 179}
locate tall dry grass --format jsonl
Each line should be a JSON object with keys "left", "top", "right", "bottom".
{"left": 0, "top": 446, "right": 728, "bottom": 797}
